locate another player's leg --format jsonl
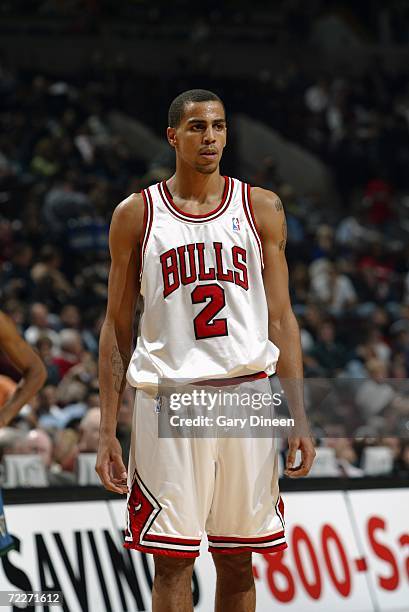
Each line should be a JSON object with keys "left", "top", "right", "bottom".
{"left": 212, "top": 552, "right": 255, "bottom": 612}
{"left": 152, "top": 555, "right": 195, "bottom": 612}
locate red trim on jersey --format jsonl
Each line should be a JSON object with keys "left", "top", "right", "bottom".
{"left": 145, "top": 187, "right": 154, "bottom": 246}
{"left": 208, "top": 530, "right": 285, "bottom": 544}
{"left": 209, "top": 542, "right": 288, "bottom": 555}
{"left": 195, "top": 371, "right": 267, "bottom": 387}
{"left": 246, "top": 184, "right": 263, "bottom": 240}
{"left": 140, "top": 189, "right": 148, "bottom": 249}
{"left": 241, "top": 182, "right": 264, "bottom": 267}
{"left": 140, "top": 188, "right": 153, "bottom": 279}
{"left": 163, "top": 176, "right": 228, "bottom": 219}
{"left": 124, "top": 542, "right": 200, "bottom": 558}
{"left": 144, "top": 534, "right": 201, "bottom": 546}
{"left": 159, "top": 177, "right": 233, "bottom": 223}
{"left": 276, "top": 495, "right": 285, "bottom": 529}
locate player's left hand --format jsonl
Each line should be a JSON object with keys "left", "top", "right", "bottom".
{"left": 284, "top": 436, "right": 316, "bottom": 478}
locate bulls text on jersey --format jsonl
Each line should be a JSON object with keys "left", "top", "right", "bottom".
{"left": 160, "top": 241, "right": 248, "bottom": 298}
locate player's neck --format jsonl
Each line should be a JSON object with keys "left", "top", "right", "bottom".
{"left": 169, "top": 166, "right": 223, "bottom": 203}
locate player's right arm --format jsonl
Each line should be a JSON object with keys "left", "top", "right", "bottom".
{"left": 96, "top": 193, "right": 144, "bottom": 494}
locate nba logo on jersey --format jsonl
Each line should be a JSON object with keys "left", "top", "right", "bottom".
{"left": 155, "top": 395, "right": 162, "bottom": 413}
{"left": 232, "top": 217, "right": 240, "bottom": 231}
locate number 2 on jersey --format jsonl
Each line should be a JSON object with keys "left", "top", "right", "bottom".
{"left": 191, "top": 284, "right": 228, "bottom": 340}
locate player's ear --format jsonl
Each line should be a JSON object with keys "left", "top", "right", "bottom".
{"left": 167, "top": 127, "right": 177, "bottom": 148}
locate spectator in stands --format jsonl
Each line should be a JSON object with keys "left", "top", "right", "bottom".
{"left": 335, "top": 208, "right": 378, "bottom": 248}
{"left": 327, "top": 438, "right": 364, "bottom": 477}
{"left": 311, "top": 225, "right": 336, "bottom": 261}
{"left": 0, "top": 427, "right": 25, "bottom": 460}
{"left": 309, "top": 260, "right": 357, "bottom": 316}
{"left": 355, "top": 327, "right": 391, "bottom": 366}
{"left": 390, "top": 354, "right": 408, "bottom": 378}
{"left": 42, "top": 171, "right": 92, "bottom": 236}
{"left": 78, "top": 407, "right": 101, "bottom": 453}
{"left": 53, "top": 329, "right": 83, "bottom": 379}
{"left": 355, "top": 358, "right": 396, "bottom": 419}
{"left": 24, "top": 303, "right": 60, "bottom": 347}
{"left": 31, "top": 245, "right": 73, "bottom": 308}
{"left": 0, "top": 243, "right": 35, "bottom": 302}
{"left": 36, "top": 336, "right": 60, "bottom": 385}
{"left": 8, "top": 427, "right": 77, "bottom": 485}
{"left": 302, "top": 304, "right": 324, "bottom": 339}
{"left": 51, "top": 428, "right": 79, "bottom": 483}
{"left": 307, "top": 320, "right": 349, "bottom": 376}
{"left": 290, "top": 263, "right": 310, "bottom": 307}
{"left": 58, "top": 304, "right": 98, "bottom": 354}
{"left": 363, "top": 178, "right": 394, "bottom": 227}
{"left": 59, "top": 304, "right": 81, "bottom": 330}
{"left": 30, "top": 138, "right": 60, "bottom": 178}
{"left": 391, "top": 327, "right": 409, "bottom": 373}
{"left": 36, "top": 385, "right": 64, "bottom": 430}
{"left": 54, "top": 376, "right": 88, "bottom": 428}
{"left": 0, "top": 299, "right": 26, "bottom": 333}
{"left": 19, "top": 428, "right": 53, "bottom": 468}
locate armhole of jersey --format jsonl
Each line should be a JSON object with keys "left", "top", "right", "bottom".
{"left": 140, "top": 188, "right": 153, "bottom": 280}
{"left": 241, "top": 182, "right": 264, "bottom": 268}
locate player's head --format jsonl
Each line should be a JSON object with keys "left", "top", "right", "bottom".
{"left": 167, "top": 89, "right": 226, "bottom": 174}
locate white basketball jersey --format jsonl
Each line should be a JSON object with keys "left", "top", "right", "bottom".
{"left": 126, "top": 176, "right": 279, "bottom": 386}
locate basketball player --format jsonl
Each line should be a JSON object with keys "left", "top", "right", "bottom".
{"left": 97, "top": 90, "right": 315, "bottom": 612}
{"left": 0, "top": 310, "right": 47, "bottom": 555}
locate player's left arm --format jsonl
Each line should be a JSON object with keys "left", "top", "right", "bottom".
{"left": 0, "top": 311, "right": 47, "bottom": 427}
{"left": 251, "top": 187, "right": 316, "bottom": 478}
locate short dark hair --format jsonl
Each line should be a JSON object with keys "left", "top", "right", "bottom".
{"left": 168, "top": 89, "right": 225, "bottom": 128}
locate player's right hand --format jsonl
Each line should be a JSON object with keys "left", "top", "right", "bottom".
{"left": 95, "top": 436, "right": 128, "bottom": 494}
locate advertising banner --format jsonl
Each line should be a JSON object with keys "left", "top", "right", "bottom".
{"left": 1, "top": 490, "right": 408, "bottom": 611}
{"left": 0, "top": 501, "right": 151, "bottom": 611}
{"left": 347, "top": 489, "right": 409, "bottom": 612}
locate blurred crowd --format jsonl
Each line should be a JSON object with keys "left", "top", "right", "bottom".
{"left": 1, "top": 34, "right": 409, "bottom": 484}
{"left": 2, "top": 0, "right": 409, "bottom": 46}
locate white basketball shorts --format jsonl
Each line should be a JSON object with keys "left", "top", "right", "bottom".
{"left": 123, "top": 375, "right": 287, "bottom": 558}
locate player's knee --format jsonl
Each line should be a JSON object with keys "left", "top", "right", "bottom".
{"left": 153, "top": 555, "right": 195, "bottom": 581}
{"left": 212, "top": 551, "right": 253, "bottom": 584}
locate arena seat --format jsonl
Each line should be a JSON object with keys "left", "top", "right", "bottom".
{"left": 2, "top": 455, "right": 48, "bottom": 487}
{"left": 362, "top": 446, "right": 394, "bottom": 476}
{"left": 307, "top": 447, "right": 340, "bottom": 477}
{"left": 76, "top": 452, "right": 101, "bottom": 486}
